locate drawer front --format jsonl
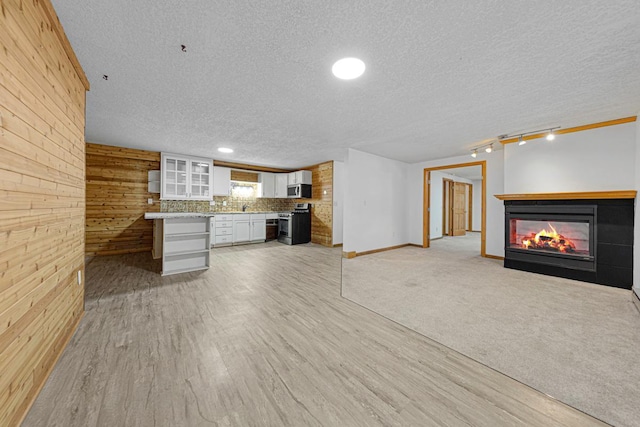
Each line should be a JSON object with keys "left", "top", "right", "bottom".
{"left": 215, "top": 221, "right": 233, "bottom": 228}
{"left": 214, "top": 235, "right": 232, "bottom": 245}
{"left": 215, "top": 215, "right": 233, "bottom": 222}
{"left": 216, "top": 227, "right": 233, "bottom": 236}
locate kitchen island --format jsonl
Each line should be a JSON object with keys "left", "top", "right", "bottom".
{"left": 144, "top": 212, "right": 214, "bottom": 276}
{"left": 145, "top": 211, "right": 284, "bottom": 275}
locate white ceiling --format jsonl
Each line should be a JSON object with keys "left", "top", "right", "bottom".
{"left": 51, "top": 0, "right": 640, "bottom": 169}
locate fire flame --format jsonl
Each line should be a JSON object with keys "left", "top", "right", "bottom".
{"left": 521, "top": 223, "right": 576, "bottom": 253}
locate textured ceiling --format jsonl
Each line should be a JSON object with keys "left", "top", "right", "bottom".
{"left": 51, "top": 0, "right": 640, "bottom": 168}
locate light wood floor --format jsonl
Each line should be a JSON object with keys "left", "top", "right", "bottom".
{"left": 23, "top": 242, "right": 607, "bottom": 426}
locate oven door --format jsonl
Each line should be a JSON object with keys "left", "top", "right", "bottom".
{"left": 277, "top": 217, "right": 292, "bottom": 244}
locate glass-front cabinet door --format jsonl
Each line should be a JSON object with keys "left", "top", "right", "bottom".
{"left": 162, "top": 155, "right": 189, "bottom": 199}
{"left": 161, "top": 153, "right": 213, "bottom": 200}
{"left": 189, "top": 160, "right": 211, "bottom": 199}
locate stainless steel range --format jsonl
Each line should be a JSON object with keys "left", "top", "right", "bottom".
{"left": 278, "top": 203, "right": 311, "bottom": 245}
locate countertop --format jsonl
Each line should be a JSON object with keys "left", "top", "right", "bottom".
{"left": 144, "top": 211, "right": 285, "bottom": 219}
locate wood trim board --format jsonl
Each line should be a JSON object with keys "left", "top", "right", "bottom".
{"left": 494, "top": 190, "right": 636, "bottom": 200}
{"left": 499, "top": 116, "right": 636, "bottom": 145}
{"left": 423, "top": 161, "right": 487, "bottom": 257}
{"left": 213, "top": 160, "right": 292, "bottom": 173}
{"left": 343, "top": 243, "right": 421, "bottom": 258}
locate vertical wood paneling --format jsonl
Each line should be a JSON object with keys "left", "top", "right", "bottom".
{"left": 301, "top": 161, "right": 333, "bottom": 246}
{"left": 85, "top": 143, "right": 161, "bottom": 256}
{"left": 0, "top": 0, "right": 88, "bottom": 425}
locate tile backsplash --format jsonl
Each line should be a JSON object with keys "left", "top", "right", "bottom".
{"left": 161, "top": 196, "right": 296, "bottom": 213}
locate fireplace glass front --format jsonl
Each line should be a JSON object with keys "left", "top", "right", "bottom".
{"left": 504, "top": 204, "right": 596, "bottom": 271}
{"left": 508, "top": 219, "right": 591, "bottom": 257}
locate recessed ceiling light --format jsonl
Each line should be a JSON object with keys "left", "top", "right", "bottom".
{"left": 218, "top": 147, "right": 233, "bottom": 153}
{"left": 332, "top": 57, "right": 365, "bottom": 80}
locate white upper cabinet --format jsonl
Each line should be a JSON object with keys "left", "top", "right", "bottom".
{"left": 161, "top": 153, "right": 212, "bottom": 200}
{"left": 288, "top": 170, "right": 312, "bottom": 185}
{"left": 274, "top": 174, "right": 288, "bottom": 198}
{"left": 212, "top": 166, "right": 231, "bottom": 196}
{"left": 258, "top": 172, "right": 275, "bottom": 198}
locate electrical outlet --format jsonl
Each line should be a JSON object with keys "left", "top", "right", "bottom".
{"left": 223, "top": 201, "right": 227, "bottom": 206}
{"left": 147, "top": 198, "right": 153, "bottom": 204}
{"left": 77, "top": 270, "right": 82, "bottom": 285}
{"left": 210, "top": 200, "right": 215, "bottom": 206}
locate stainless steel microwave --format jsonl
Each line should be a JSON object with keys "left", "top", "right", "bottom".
{"left": 287, "top": 184, "right": 312, "bottom": 198}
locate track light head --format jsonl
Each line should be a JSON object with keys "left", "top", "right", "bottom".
{"left": 546, "top": 131, "right": 555, "bottom": 141}
{"left": 471, "top": 149, "right": 477, "bottom": 158}
{"left": 518, "top": 135, "right": 526, "bottom": 146}
{"left": 485, "top": 144, "right": 493, "bottom": 153}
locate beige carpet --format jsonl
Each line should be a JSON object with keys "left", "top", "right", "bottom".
{"left": 341, "top": 233, "right": 640, "bottom": 427}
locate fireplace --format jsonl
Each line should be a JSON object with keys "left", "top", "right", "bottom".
{"left": 497, "top": 193, "right": 634, "bottom": 290}
{"left": 505, "top": 204, "right": 596, "bottom": 272}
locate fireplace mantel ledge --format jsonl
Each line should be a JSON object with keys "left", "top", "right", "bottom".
{"left": 494, "top": 190, "right": 637, "bottom": 201}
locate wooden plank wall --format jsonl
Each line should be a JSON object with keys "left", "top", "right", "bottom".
{"left": 230, "top": 170, "right": 259, "bottom": 183}
{"left": 302, "top": 161, "right": 333, "bottom": 246}
{"left": 0, "top": 0, "right": 88, "bottom": 425}
{"left": 86, "top": 143, "right": 160, "bottom": 256}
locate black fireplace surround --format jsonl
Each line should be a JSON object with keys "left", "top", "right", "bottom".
{"left": 504, "top": 199, "right": 633, "bottom": 289}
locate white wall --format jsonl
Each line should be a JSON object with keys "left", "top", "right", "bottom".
{"left": 345, "top": 121, "right": 636, "bottom": 263}
{"left": 343, "top": 149, "right": 409, "bottom": 253}
{"left": 472, "top": 179, "right": 482, "bottom": 232}
{"left": 332, "top": 160, "right": 344, "bottom": 245}
{"left": 429, "top": 171, "right": 473, "bottom": 239}
{"left": 429, "top": 172, "right": 444, "bottom": 239}
{"left": 407, "top": 154, "right": 504, "bottom": 256}
{"left": 504, "top": 123, "right": 637, "bottom": 193}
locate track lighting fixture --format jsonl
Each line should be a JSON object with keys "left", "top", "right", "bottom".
{"left": 469, "top": 142, "right": 495, "bottom": 157}
{"left": 470, "top": 125, "right": 560, "bottom": 157}
{"left": 498, "top": 126, "right": 561, "bottom": 147}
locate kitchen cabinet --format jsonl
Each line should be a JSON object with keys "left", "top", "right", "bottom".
{"left": 250, "top": 214, "right": 266, "bottom": 242}
{"left": 212, "top": 166, "right": 231, "bottom": 196}
{"left": 161, "top": 153, "right": 212, "bottom": 200}
{"left": 258, "top": 172, "right": 275, "bottom": 198}
{"left": 274, "top": 173, "right": 288, "bottom": 198}
{"left": 212, "top": 214, "right": 233, "bottom": 247}
{"left": 288, "top": 170, "right": 312, "bottom": 185}
{"left": 161, "top": 217, "right": 210, "bottom": 276}
{"left": 233, "top": 214, "right": 251, "bottom": 243}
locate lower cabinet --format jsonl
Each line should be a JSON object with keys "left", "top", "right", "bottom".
{"left": 233, "top": 215, "right": 251, "bottom": 243}
{"left": 250, "top": 214, "right": 266, "bottom": 242}
{"left": 213, "top": 215, "right": 233, "bottom": 247}
{"left": 212, "top": 213, "right": 267, "bottom": 246}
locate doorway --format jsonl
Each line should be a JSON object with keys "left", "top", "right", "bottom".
{"left": 422, "top": 161, "right": 486, "bottom": 257}
{"left": 442, "top": 179, "right": 470, "bottom": 237}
